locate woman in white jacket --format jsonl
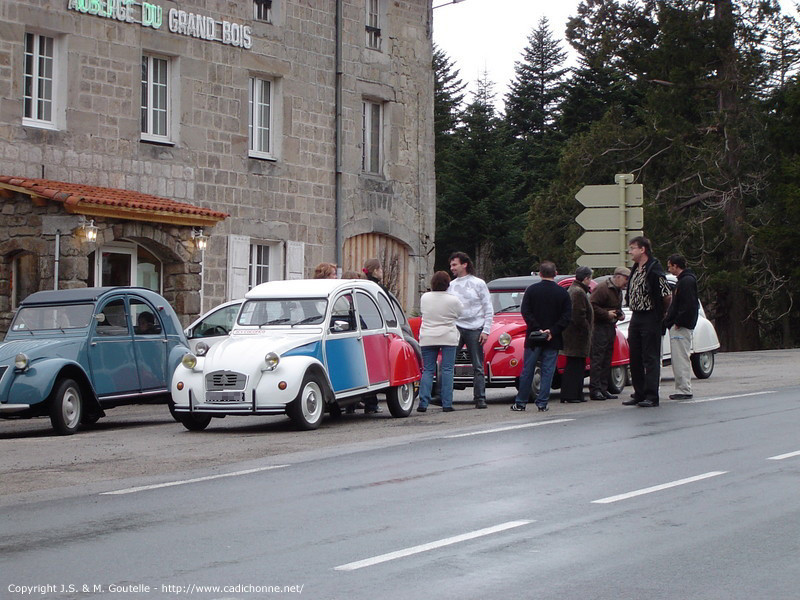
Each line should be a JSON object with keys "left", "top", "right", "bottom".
{"left": 418, "top": 271, "right": 463, "bottom": 412}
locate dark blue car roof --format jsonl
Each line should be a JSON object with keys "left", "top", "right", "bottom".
{"left": 21, "top": 287, "right": 157, "bottom": 306}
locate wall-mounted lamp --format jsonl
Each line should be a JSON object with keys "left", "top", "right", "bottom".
{"left": 192, "top": 228, "right": 208, "bottom": 251}
{"left": 78, "top": 216, "right": 98, "bottom": 243}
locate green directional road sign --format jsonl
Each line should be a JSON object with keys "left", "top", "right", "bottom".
{"left": 576, "top": 206, "right": 644, "bottom": 231}
{"left": 575, "top": 175, "right": 644, "bottom": 267}
{"left": 575, "top": 183, "right": 643, "bottom": 208}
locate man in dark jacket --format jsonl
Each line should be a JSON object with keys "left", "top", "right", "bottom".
{"left": 588, "top": 266, "right": 630, "bottom": 400}
{"left": 510, "top": 261, "right": 572, "bottom": 412}
{"left": 664, "top": 254, "right": 699, "bottom": 400}
{"left": 622, "top": 236, "right": 671, "bottom": 408}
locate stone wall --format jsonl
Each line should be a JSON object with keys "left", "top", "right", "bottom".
{"left": 0, "top": 0, "right": 435, "bottom": 320}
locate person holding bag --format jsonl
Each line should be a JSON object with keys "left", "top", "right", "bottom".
{"left": 510, "top": 261, "right": 572, "bottom": 412}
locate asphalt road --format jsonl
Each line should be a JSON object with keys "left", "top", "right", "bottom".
{"left": 1, "top": 350, "right": 799, "bottom": 599}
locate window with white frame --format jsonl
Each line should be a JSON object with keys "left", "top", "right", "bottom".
{"left": 249, "top": 243, "right": 273, "bottom": 288}
{"left": 227, "top": 235, "right": 286, "bottom": 299}
{"left": 366, "top": 0, "right": 381, "bottom": 50}
{"left": 253, "top": 0, "right": 272, "bottom": 22}
{"left": 23, "top": 32, "right": 56, "bottom": 127}
{"left": 249, "top": 77, "right": 274, "bottom": 158}
{"left": 362, "top": 100, "right": 382, "bottom": 174}
{"left": 141, "top": 55, "right": 170, "bottom": 142}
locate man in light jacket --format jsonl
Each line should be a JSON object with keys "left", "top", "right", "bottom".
{"left": 448, "top": 251, "right": 493, "bottom": 409}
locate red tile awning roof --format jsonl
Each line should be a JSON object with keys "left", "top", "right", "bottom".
{"left": 0, "top": 175, "right": 228, "bottom": 227}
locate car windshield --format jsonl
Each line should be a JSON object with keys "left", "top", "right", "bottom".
{"left": 238, "top": 298, "right": 327, "bottom": 327}
{"left": 490, "top": 291, "right": 525, "bottom": 313}
{"left": 10, "top": 303, "right": 95, "bottom": 332}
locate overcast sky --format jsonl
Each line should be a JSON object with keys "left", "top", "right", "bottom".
{"left": 432, "top": 0, "right": 579, "bottom": 109}
{"left": 431, "top": 0, "right": 800, "bottom": 111}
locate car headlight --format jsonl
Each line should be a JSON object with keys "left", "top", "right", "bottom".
{"left": 195, "top": 341, "right": 210, "bottom": 357}
{"left": 498, "top": 332, "right": 512, "bottom": 347}
{"left": 264, "top": 352, "right": 280, "bottom": 371}
{"left": 181, "top": 354, "right": 198, "bottom": 369}
{"left": 14, "top": 353, "right": 29, "bottom": 370}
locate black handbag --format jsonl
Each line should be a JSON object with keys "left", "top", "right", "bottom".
{"left": 528, "top": 330, "right": 548, "bottom": 345}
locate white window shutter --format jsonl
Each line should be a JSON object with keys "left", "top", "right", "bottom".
{"left": 227, "top": 234, "right": 250, "bottom": 300}
{"left": 286, "top": 241, "right": 305, "bottom": 280}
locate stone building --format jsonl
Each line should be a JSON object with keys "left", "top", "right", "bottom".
{"left": 0, "top": 0, "right": 436, "bottom": 332}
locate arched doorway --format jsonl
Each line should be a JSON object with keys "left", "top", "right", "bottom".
{"left": 343, "top": 233, "right": 411, "bottom": 309}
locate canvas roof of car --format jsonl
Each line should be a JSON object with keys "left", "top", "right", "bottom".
{"left": 488, "top": 274, "right": 571, "bottom": 291}
{"left": 20, "top": 287, "right": 149, "bottom": 305}
{"left": 246, "top": 278, "right": 384, "bottom": 299}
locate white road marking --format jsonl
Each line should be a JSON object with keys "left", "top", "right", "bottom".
{"left": 334, "top": 520, "right": 534, "bottom": 571}
{"left": 592, "top": 471, "right": 727, "bottom": 504}
{"left": 444, "top": 419, "right": 573, "bottom": 439}
{"left": 686, "top": 391, "right": 777, "bottom": 403}
{"left": 767, "top": 450, "right": 800, "bottom": 461}
{"left": 100, "top": 465, "right": 289, "bottom": 495}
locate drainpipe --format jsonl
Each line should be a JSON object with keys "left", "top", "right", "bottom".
{"left": 334, "top": 0, "right": 343, "bottom": 269}
{"left": 54, "top": 230, "right": 61, "bottom": 290}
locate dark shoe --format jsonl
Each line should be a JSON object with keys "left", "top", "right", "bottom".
{"left": 622, "top": 398, "right": 640, "bottom": 406}
{"left": 416, "top": 406, "right": 427, "bottom": 413}
{"left": 637, "top": 400, "right": 659, "bottom": 407}
{"left": 510, "top": 403, "right": 526, "bottom": 412}
{"left": 669, "top": 394, "right": 693, "bottom": 400}
{"left": 364, "top": 406, "right": 383, "bottom": 414}
{"left": 442, "top": 406, "right": 455, "bottom": 412}
{"left": 537, "top": 405, "right": 549, "bottom": 412}
{"left": 564, "top": 398, "right": 582, "bottom": 404}
{"left": 475, "top": 400, "right": 488, "bottom": 409}
{"left": 590, "top": 393, "right": 607, "bottom": 401}
{"left": 603, "top": 392, "right": 618, "bottom": 399}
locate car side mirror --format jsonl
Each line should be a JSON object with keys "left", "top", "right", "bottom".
{"left": 331, "top": 320, "right": 351, "bottom": 332}
{"left": 185, "top": 327, "right": 193, "bottom": 339}
{"left": 95, "top": 313, "right": 106, "bottom": 323}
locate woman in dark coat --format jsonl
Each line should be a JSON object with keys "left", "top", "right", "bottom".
{"left": 560, "top": 266, "right": 594, "bottom": 403}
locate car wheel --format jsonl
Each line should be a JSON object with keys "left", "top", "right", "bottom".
{"left": 178, "top": 413, "right": 212, "bottom": 431}
{"left": 49, "top": 378, "right": 82, "bottom": 435}
{"left": 608, "top": 366, "right": 626, "bottom": 394}
{"left": 167, "top": 399, "right": 182, "bottom": 423}
{"left": 691, "top": 351, "right": 714, "bottom": 379}
{"left": 288, "top": 373, "right": 325, "bottom": 430}
{"left": 386, "top": 381, "right": 415, "bottom": 417}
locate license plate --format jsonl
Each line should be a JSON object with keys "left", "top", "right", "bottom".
{"left": 454, "top": 365, "right": 473, "bottom": 378}
{"left": 205, "top": 391, "right": 246, "bottom": 403}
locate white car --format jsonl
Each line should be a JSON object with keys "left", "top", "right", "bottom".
{"left": 617, "top": 275, "right": 720, "bottom": 378}
{"left": 171, "top": 279, "right": 421, "bottom": 431}
{"left": 184, "top": 299, "right": 242, "bottom": 354}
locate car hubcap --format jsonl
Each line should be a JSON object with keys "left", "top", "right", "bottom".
{"left": 62, "top": 387, "right": 80, "bottom": 428}
{"left": 399, "top": 383, "right": 413, "bottom": 410}
{"left": 699, "top": 353, "right": 712, "bottom": 373}
{"left": 303, "top": 383, "right": 321, "bottom": 420}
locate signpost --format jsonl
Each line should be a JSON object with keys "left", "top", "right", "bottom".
{"left": 576, "top": 174, "right": 643, "bottom": 268}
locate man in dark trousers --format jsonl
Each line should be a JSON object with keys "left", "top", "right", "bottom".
{"left": 588, "top": 266, "right": 630, "bottom": 400}
{"left": 623, "top": 236, "right": 672, "bottom": 408}
{"left": 664, "top": 254, "right": 699, "bottom": 400}
{"left": 510, "top": 261, "right": 572, "bottom": 412}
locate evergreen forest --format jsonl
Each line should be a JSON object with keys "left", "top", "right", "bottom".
{"left": 433, "top": 0, "right": 800, "bottom": 351}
